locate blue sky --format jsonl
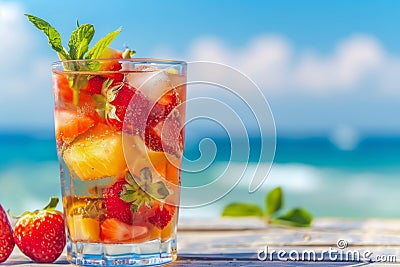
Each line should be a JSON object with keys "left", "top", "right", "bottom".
{"left": 1, "top": 0, "right": 400, "bottom": 140}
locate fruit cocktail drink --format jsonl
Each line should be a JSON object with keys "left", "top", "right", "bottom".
{"left": 53, "top": 58, "right": 186, "bottom": 266}
{"left": 25, "top": 14, "right": 186, "bottom": 266}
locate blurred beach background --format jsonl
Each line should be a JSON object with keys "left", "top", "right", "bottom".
{"left": 0, "top": 0, "right": 399, "bottom": 219}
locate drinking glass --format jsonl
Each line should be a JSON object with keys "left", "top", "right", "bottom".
{"left": 52, "top": 58, "right": 186, "bottom": 266}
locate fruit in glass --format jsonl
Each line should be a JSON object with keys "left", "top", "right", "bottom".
{"left": 52, "top": 58, "right": 186, "bottom": 266}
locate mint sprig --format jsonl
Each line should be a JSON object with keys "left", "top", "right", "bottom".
{"left": 68, "top": 24, "right": 95, "bottom": 60}
{"left": 24, "top": 14, "right": 121, "bottom": 62}
{"left": 221, "top": 186, "right": 313, "bottom": 227}
{"left": 25, "top": 14, "right": 70, "bottom": 60}
{"left": 25, "top": 14, "right": 126, "bottom": 105}
{"left": 85, "top": 27, "right": 122, "bottom": 60}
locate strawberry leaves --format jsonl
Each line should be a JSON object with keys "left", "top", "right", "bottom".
{"left": 119, "top": 168, "right": 170, "bottom": 213}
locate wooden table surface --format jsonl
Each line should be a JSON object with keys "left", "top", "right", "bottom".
{"left": 4, "top": 218, "right": 400, "bottom": 266}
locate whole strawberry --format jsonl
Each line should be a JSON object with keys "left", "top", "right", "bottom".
{"left": 0, "top": 204, "right": 14, "bottom": 263}
{"left": 13, "top": 197, "right": 66, "bottom": 263}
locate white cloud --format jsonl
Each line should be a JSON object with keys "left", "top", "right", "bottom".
{"left": 294, "top": 35, "right": 385, "bottom": 93}
{"left": 0, "top": 2, "right": 54, "bottom": 129}
{"left": 0, "top": 2, "right": 29, "bottom": 57}
{"left": 189, "top": 35, "right": 292, "bottom": 89}
{"left": 187, "top": 34, "right": 399, "bottom": 95}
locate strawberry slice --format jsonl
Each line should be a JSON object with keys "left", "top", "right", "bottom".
{"left": 105, "top": 82, "right": 151, "bottom": 132}
{"left": 144, "top": 89, "right": 183, "bottom": 155}
{"left": 0, "top": 204, "right": 14, "bottom": 263}
{"left": 100, "top": 218, "right": 148, "bottom": 243}
{"left": 147, "top": 89, "right": 181, "bottom": 127}
{"left": 81, "top": 75, "right": 107, "bottom": 95}
{"left": 145, "top": 111, "right": 184, "bottom": 156}
{"left": 101, "top": 81, "right": 183, "bottom": 156}
{"left": 103, "top": 179, "right": 133, "bottom": 224}
{"left": 147, "top": 203, "right": 176, "bottom": 230}
{"left": 55, "top": 108, "right": 95, "bottom": 143}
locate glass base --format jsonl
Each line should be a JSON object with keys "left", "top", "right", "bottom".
{"left": 67, "top": 238, "right": 177, "bottom": 266}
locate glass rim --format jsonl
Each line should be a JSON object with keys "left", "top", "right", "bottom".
{"left": 52, "top": 57, "right": 187, "bottom": 67}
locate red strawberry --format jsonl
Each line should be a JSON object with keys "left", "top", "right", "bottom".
{"left": 106, "top": 82, "right": 136, "bottom": 129}
{"left": 147, "top": 89, "right": 181, "bottom": 127}
{"left": 0, "top": 205, "right": 14, "bottom": 263}
{"left": 102, "top": 81, "right": 183, "bottom": 155}
{"left": 105, "top": 82, "right": 150, "bottom": 132}
{"left": 144, "top": 89, "right": 183, "bottom": 155}
{"left": 100, "top": 218, "right": 148, "bottom": 243}
{"left": 145, "top": 111, "right": 184, "bottom": 156}
{"left": 13, "top": 197, "right": 66, "bottom": 263}
{"left": 82, "top": 75, "right": 107, "bottom": 95}
{"left": 103, "top": 180, "right": 133, "bottom": 224}
{"left": 147, "top": 204, "right": 175, "bottom": 230}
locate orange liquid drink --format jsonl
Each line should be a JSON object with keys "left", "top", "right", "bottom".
{"left": 52, "top": 59, "right": 186, "bottom": 266}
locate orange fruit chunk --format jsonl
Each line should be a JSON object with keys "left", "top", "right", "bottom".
{"left": 123, "top": 134, "right": 180, "bottom": 187}
{"left": 68, "top": 216, "right": 100, "bottom": 242}
{"left": 55, "top": 108, "right": 95, "bottom": 144}
{"left": 63, "top": 127, "right": 127, "bottom": 180}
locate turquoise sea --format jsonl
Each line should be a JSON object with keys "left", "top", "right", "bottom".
{"left": 0, "top": 130, "right": 399, "bottom": 219}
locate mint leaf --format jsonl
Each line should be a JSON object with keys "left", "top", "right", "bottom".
{"left": 85, "top": 27, "right": 122, "bottom": 60}
{"left": 68, "top": 24, "right": 95, "bottom": 59}
{"left": 266, "top": 186, "right": 283, "bottom": 216}
{"left": 25, "top": 14, "right": 70, "bottom": 60}
{"left": 221, "top": 203, "right": 263, "bottom": 217}
{"left": 272, "top": 208, "right": 313, "bottom": 227}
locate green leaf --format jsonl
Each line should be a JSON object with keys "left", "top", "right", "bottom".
{"left": 119, "top": 185, "right": 136, "bottom": 203}
{"left": 25, "top": 14, "right": 70, "bottom": 60}
{"left": 85, "top": 27, "right": 122, "bottom": 60}
{"left": 266, "top": 186, "right": 283, "bottom": 217}
{"left": 122, "top": 47, "right": 136, "bottom": 59}
{"left": 221, "top": 203, "right": 263, "bottom": 217}
{"left": 43, "top": 196, "right": 59, "bottom": 211}
{"left": 272, "top": 208, "right": 313, "bottom": 227}
{"left": 68, "top": 24, "right": 95, "bottom": 59}
{"left": 125, "top": 171, "right": 138, "bottom": 186}
{"left": 149, "top": 181, "right": 169, "bottom": 199}
{"left": 130, "top": 204, "right": 139, "bottom": 213}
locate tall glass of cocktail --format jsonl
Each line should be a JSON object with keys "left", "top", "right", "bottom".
{"left": 52, "top": 58, "right": 186, "bottom": 266}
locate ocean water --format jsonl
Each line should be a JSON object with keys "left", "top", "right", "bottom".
{"left": 0, "top": 131, "right": 399, "bottom": 219}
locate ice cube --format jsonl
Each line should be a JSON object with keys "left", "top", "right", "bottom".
{"left": 127, "top": 69, "right": 174, "bottom": 102}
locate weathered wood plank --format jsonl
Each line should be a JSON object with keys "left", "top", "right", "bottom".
{"left": 4, "top": 218, "right": 400, "bottom": 266}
